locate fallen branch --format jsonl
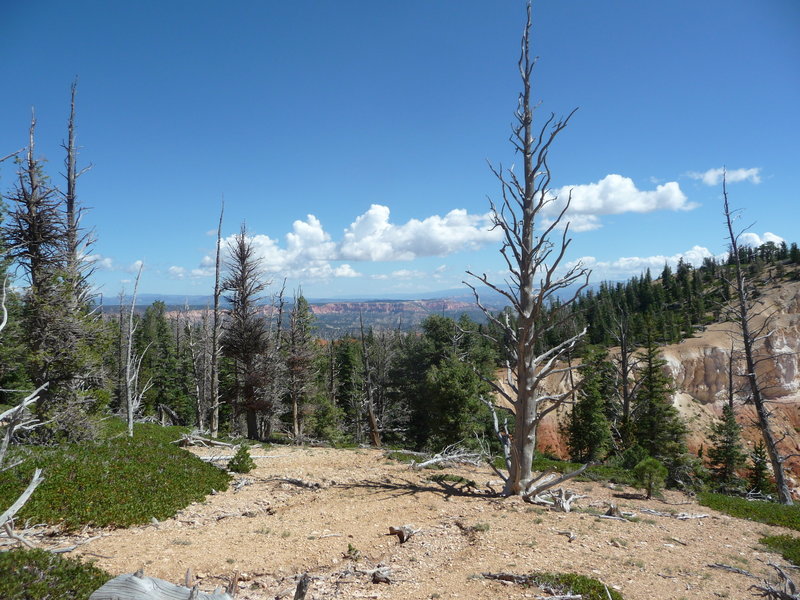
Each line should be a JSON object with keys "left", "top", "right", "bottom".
{"left": 0, "top": 468, "right": 44, "bottom": 528}
{"left": 642, "top": 508, "right": 708, "bottom": 520}
{"left": 173, "top": 434, "right": 234, "bottom": 448}
{"left": 750, "top": 563, "right": 800, "bottom": 599}
{"left": 524, "top": 463, "right": 591, "bottom": 500}
{"left": 88, "top": 571, "right": 234, "bottom": 600}
{"left": 411, "top": 443, "right": 483, "bottom": 470}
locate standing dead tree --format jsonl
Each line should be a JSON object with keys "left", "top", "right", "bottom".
{"left": 466, "top": 2, "right": 589, "bottom": 497}
{"left": 123, "top": 263, "right": 152, "bottom": 437}
{"left": 0, "top": 277, "right": 46, "bottom": 550}
{"left": 359, "top": 312, "right": 382, "bottom": 448}
{"left": 210, "top": 200, "right": 224, "bottom": 438}
{"left": 722, "top": 173, "right": 794, "bottom": 505}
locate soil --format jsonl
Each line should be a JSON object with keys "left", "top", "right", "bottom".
{"left": 68, "top": 446, "right": 794, "bottom": 599}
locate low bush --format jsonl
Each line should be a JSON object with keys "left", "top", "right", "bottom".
{"left": 529, "top": 456, "right": 638, "bottom": 487}
{"left": 761, "top": 534, "right": 800, "bottom": 566}
{"left": 527, "top": 572, "right": 623, "bottom": 600}
{"left": 0, "top": 548, "right": 111, "bottom": 600}
{"left": 0, "top": 422, "right": 230, "bottom": 530}
{"left": 227, "top": 444, "right": 256, "bottom": 473}
{"left": 633, "top": 457, "right": 667, "bottom": 499}
{"left": 698, "top": 492, "right": 800, "bottom": 531}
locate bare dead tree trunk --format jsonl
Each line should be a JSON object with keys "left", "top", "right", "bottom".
{"left": 723, "top": 173, "right": 793, "bottom": 505}
{"left": 210, "top": 200, "right": 224, "bottom": 438}
{"left": 466, "top": 2, "right": 588, "bottom": 497}
{"left": 124, "top": 263, "right": 152, "bottom": 437}
{"left": 359, "top": 312, "right": 381, "bottom": 448}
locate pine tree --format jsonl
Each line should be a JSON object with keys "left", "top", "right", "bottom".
{"left": 632, "top": 325, "right": 687, "bottom": 460}
{"left": 749, "top": 441, "right": 772, "bottom": 495}
{"left": 284, "top": 293, "right": 316, "bottom": 440}
{"left": 566, "top": 347, "right": 612, "bottom": 463}
{"left": 707, "top": 403, "right": 746, "bottom": 490}
{"left": 221, "top": 224, "right": 269, "bottom": 440}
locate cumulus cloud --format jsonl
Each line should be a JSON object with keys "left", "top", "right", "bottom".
{"left": 739, "top": 231, "right": 783, "bottom": 247}
{"left": 339, "top": 205, "right": 500, "bottom": 261}
{"left": 84, "top": 253, "right": 114, "bottom": 271}
{"left": 545, "top": 174, "right": 695, "bottom": 231}
{"left": 126, "top": 260, "right": 144, "bottom": 274}
{"left": 211, "top": 206, "right": 499, "bottom": 282}
{"left": 687, "top": 167, "right": 761, "bottom": 186}
{"left": 168, "top": 266, "right": 186, "bottom": 279}
{"left": 568, "top": 245, "right": 724, "bottom": 280}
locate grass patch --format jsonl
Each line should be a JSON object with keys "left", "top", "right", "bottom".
{"left": 527, "top": 456, "right": 637, "bottom": 487}
{"left": 0, "top": 421, "right": 230, "bottom": 530}
{"left": 485, "top": 572, "right": 623, "bottom": 600}
{"left": 761, "top": 535, "right": 800, "bottom": 566}
{"left": 385, "top": 450, "right": 419, "bottom": 464}
{"left": 697, "top": 492, "right": 800, "bottom": 531}
{"left": 533, "top": 572, "right": 623, "bottom": 599}
{"left": 0, "top": 548, "right": 112, "bottom": 600}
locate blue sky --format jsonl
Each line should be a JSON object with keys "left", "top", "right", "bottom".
{"left": 1, "top": 1, "right": 798, "bottom": 299}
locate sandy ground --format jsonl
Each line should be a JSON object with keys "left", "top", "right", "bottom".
{"left": 65, "top": 446, "right": 797, "bottom": 599}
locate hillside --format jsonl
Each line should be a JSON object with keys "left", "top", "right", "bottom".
{"left": 69, "top": 446, "right": 790, "bottom": 600}
{"left": 535, "top": 276, "right": 800, "bottom": 484}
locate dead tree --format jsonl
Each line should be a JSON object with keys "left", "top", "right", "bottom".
{"left": 210, "top": 201, "right": 224, "bottom": 438}
{"left": 359, "top": 312, "right": 382, "bottom": 447}
{"left": 0, "top": 277, "right": 47, "bottom": 550}
{"left": 722, "top": 173, "right": 793, "bottom": 504}
{"left": 123, "top": 263, "right": 152, "bottom": 437}
{"left": 61, "top": 79, "right": 94, "bottom": 308}
{"left": 466, "top": 2, "right": 589, "bottom": 497}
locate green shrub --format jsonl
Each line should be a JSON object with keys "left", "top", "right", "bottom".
{"left": 0, "top": 548, "right": 111, "bottom": 600}
{"left": 524, "top": 572, "right": 623, "bottom": 600}
{"left": 0, "top": 424, "right": 230, "bottom": 530}
{"left": 761, "top": 534, "right": 800, "bottom": 566}
{"left": 227, "top": 444, "right": 256, "bottom": 473}
{"left": 528, "top": 456, "right": 637, "bottom": 487}
{"left": 633, "top": 457, "right": 667, "bottom": 499}
{"left": 618, "top": 444, "right": 649, "bottom": 470}
{"left": 698, "top": 492, "right": 800, "bottom": 531}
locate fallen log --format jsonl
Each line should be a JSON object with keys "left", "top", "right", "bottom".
{"left": 89, "top": 571, "right": 234, "bottom": 600}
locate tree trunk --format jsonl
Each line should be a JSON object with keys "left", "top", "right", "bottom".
{"left": 723, "top": 176, "right": 793, "bottom": 505}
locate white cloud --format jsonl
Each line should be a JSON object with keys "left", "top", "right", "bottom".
{"left": 333, "top": 264, "right": 360, "bottom": 278}
{"left": 126, "top": 260, "right": 144, "bottom": 274}
{"left": 168, "top": 266, "right": 186, "bottom": 279}
{"left": 338, "top": 205, "right": 500, "bottom": 261}
{"left": 84, "top": 253, "right": 114, "bottom": 271}
{"left": 209, "top": 206, "right": 499, "bottom": 282}
{"left": 545, "top": 174, "right": 695, "bottom": 231}
{"left": 739, "top": 231, "right": 783, "bottom": 247}
{"left": 568, "top": 245, "right": 724, "bottom": 280}
{"left": 688, "top": 167, "right": 761, "bottom": 186}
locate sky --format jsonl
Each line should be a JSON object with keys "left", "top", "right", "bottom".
{"left": 1, "top": 1, "right": 798, "bottom": 300}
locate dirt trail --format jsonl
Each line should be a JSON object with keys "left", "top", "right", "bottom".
{"left": 74, "top": 446, "right": 791, "bottom": 599}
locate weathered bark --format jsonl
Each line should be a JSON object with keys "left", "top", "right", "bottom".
{"left": 210, "top": 201, "right": 224, "bottom": 438}
{"left": 359, "top": 312, "right": 381, "bottom": 448}
{"left": 124, "top": 263, "right": 151, "bottom": 437}
{"left": 722, "top": 174, "right": 793, "bottom": 505}
{"left": 89, "top": 572, "right": 233, "bottom": 600}
{"left": 466, "top": 3, "right": 588, "bottom": 496}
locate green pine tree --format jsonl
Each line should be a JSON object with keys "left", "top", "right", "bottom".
{"left": 632, "top": 325, "right": 687, "bottom": 462}
{"left": 707, "top": 403, "right": 746, "bottom": 490}
{"left": 749, "top": 441, "right": 773, "bottom": 494}
{"left": 566, "top": 347, "right": 612, "bottom": 463}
